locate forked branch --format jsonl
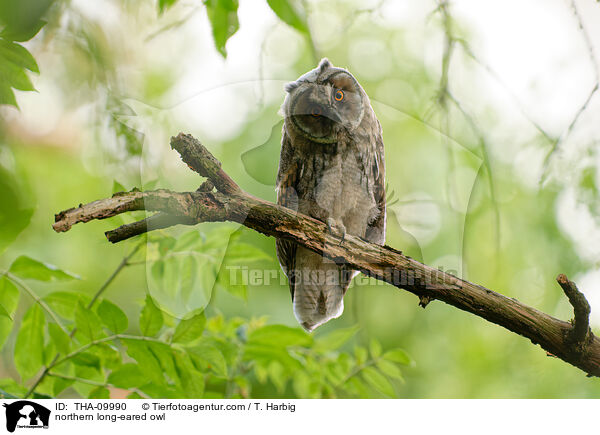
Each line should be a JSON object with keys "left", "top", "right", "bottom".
{"left": 53, "top": 133, "right": 599, "bottom": 377}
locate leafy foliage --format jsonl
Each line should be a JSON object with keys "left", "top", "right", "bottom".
{"left": 0, "top": 225, "right": 413, "bottom": 398}
{"left": 0, "top": 0, "right": 50, "bottom": 107}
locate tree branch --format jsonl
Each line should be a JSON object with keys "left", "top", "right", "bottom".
{"left": 105, "top": 213, "right": 198, "bottom": 243}
{"left": 557, "top": 273, "right": 592, "bottom": 353}
{"left": 53, "top": 133, "right": 600, "bottom": 377}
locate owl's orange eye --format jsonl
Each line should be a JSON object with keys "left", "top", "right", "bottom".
{"left": 334, "top": 89, "right": 344, "bottom": 101}
{"left": 311, "top": 106, "right": 322, "bottom": 117}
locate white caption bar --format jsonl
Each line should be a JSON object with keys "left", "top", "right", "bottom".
{"left": 0, "top": 399, "right": 596, "bottom": 434}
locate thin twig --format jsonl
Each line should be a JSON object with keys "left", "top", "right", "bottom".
{"left": 88, "top": 242, "right": 143, "bottom": 308}
{"left": 542, "top": 0, "right": 600, "bottom": 176}
{"left": 570, "top": 0, "right": 599, "bottom": 82}
{"left": 105, "top": 212, "right": 198, "bottom": 243}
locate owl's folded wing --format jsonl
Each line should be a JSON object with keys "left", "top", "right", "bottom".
{"left": 275, "top": 131, "right": 300, "bottom": 300}
{"left": 365, "top": 123, "right": 386, "bottom": 245}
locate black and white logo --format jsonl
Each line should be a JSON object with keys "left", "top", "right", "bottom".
{"left": 2, "top": 401, "right": 50, "bottom": 432}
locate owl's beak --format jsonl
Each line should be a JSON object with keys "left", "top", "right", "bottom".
{"left": 322, "top": 106, "right": 342, "bottom": 124}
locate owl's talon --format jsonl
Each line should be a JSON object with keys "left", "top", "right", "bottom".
{"left": 326, "top": 218, "right": 346, "bottom": 245}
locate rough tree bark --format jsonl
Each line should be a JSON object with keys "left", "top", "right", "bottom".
{"left": 53, "top": 133, "right": 599, "bottom": 377}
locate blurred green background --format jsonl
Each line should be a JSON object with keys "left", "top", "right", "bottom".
{"left": 1, "top": 0, "right": 600, "bottom": 398}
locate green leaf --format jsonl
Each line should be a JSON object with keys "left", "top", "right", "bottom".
{"left": 354, "top": 345, "right": 368, "bottom": 366}
{"left": 247, "top": 324, "right": 312, "bottom": 347}
{"left": 71, "top": 352, "right": 101, "bottom": 370}
{"left": 376, "top": 359, "right": 404, "bottom": 381}
{"left": 0, "top": 317, "right": 12, "bottom": 350}
{"left": 174, "top": 352, "right": 205, "bottom": 398}
{"left": 0, "top": 160, "right": 33, "bottom": 249}
{"left": 52, "top": 374, "right": 74, "bottom": 396}
{"left": 47, "top": 322, "right": 70, "bottom": 354}
{"left": 1, "top": 19, "right": 47, "bottom": 42}
{"left": 243, "top": 344, "right": 303, "bottom": 371}
{"left": 124, "top": 339, "right": 164, "bottom": 385}
{"left": 146, "top": 341, "right": 179, "bottom": 383}
{"left": 254, "top": 364, "right": 268, "bottom": 383}
{"left": 88, "top": 386, "right": 110, "bottom": 399}
{"left": 188, "top": 340, "right": 227, "bottom": 377}
{"left": 172, "top": 312, "right": 206, "bottom": 344}
{"left": 205, "top": 0, "right": 239, "bottom": 57}
{"left": 108, "top": 363, "right": 147, "bottom": 389}
{"left": 14, "top": 304, "right": 45, "bottom": 380}
{"left": 324, "top": 361, "right": 346, "bottom": 385}
{"left": 266, "top": 0, "right": 308, "bottom": 34}
{"left": 75, "top": 301, "right": 103, "bottom": 341}
{"left": 0, "top": 58, "right": 35, "bottom": 91}
{"left": 361, "top": 366, "right": 395, "bottom": 397}
{"left": 383, "top": 348, "right": 414, "bottom": 366}
{"left": 342, "top": 376, "right": 369, "bottom": 397}
{"left": 44, "top": 292, "right": 90, "bottom": 320}
{"left": 293, "top": 371, "right": 320, "bottom": 398}
{"left": 314, "top": 325, "right": 359, "bottom": 351}
{"left": 97, "top": 300, "right": 128, "bottom": 334}
{"left": 0, "top": 82, "right": 17, "bottom": 107}
{"left": 172, "top": 230, "right": 202, "bottom": 251}
{"left": 0, "top": 303, "right": 9, "bottom": 319}
{"left": 0, "top": 378, "right": 28, "bottom": 398}
{"left": 0, "top": 277, "right": 19, "bottom": 348}
{"left": 0, "top": 276, "right": 19, "bottom": 321}
{"left": 369, "top": 338, "right": 382, "bottom": 359}
{"left": 139, "top": 294, "right": 163, "bottom": 336}
{"left": 336, "top": 352, "right": 353, "bottom": 379}
{"left": 10, "top": 255, "right": 80, "bottom": 281}
{"left": 158, "top": 0, "right": 178, "bottom": 13}
{"left": 267, "top": 360, "right": 287, "bottom": 393}
{"left": 0, "top": 39, "right": 38, "bottom": 72}
{"left": 94, "top": 343, "right": 121, "bottom": 370}
{"left": 224, "top": 243, "right": 270, "bottom": 263}
{"left": 0, "top": 161, "right": 34, "bottom": 250}
{"left": 0, "top": 35, "right": 40, "bottom": 106}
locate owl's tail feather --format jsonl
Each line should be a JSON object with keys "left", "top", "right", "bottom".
{"left": 291, "top": 247, "right": 348, "bottom": 331}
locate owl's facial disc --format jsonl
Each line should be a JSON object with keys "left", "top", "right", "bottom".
{"left": 325, "top": 71, "right": 364, "bottom": 130}
{"left": 287, "top": 80, "right": 362, "bottom": 144}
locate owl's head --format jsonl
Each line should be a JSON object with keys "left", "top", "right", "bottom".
{"left": 282, "top": 58, "right": 365, "bottom": 144}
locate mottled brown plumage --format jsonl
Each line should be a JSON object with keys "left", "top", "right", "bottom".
{"left": 276, "top": 58, "right": 386, "bottom": 331}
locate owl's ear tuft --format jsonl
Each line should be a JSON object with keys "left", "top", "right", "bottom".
{"left": 285, "top": 81, "right": 300, "bottom": 93}
{"left": 318, "top": 58, "right": 332, "bottom": 72}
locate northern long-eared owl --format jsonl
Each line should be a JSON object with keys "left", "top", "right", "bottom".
{"left": 276, "top": 58, "right": 386, "bottom": 331}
